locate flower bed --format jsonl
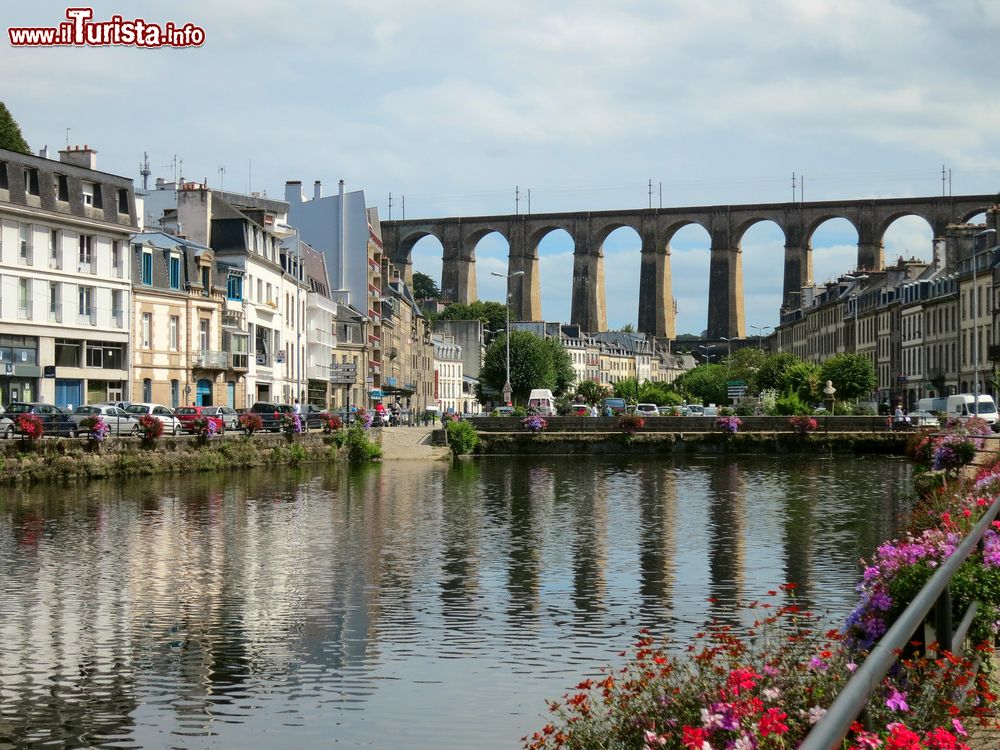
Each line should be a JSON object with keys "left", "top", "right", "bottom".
{"left": 617, "top": 414, "right": 644, "bottom": 434}
{"left": 788, "top": 415, "right": 818, "bottom": 435}
{"left": 80, "top": 415, "right": 110, "bottom": 442}
{"left": 716, "top": 415, "right": 742, "bottom": 433}
{"left": 523, "top": 415, "right": 549, "bottom": 433}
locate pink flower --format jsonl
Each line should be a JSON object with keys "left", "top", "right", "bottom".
{"left": 886, "top": 688, "right": 909, "bottom": 712}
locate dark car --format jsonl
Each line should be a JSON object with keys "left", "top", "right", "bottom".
{"left": 301, "top": 403, "right": 329, "bottom": 431}
{"left": 600, "top": 397, "right": 628, "bottom": 415}
{"left": 249, "top": 402, "right": 295, "bottom": 432}
{"left": 1, "top": 402, "right": 77, "bottom": 438}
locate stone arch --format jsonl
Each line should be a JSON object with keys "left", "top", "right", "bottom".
{"left": 470, "top": 230, "right": 512, "bottom": 306}
{"left": 523, "top": 226, "right": 575, "bottom": 323}
{"left": 736, "top": 218, "right": 786, "bottom": 336}
{"left": 660, "top": 220, "right": 712, "bottom": 337}
{"left": 809, "top": 218, "right": 860, "bottom": 284}
{"left": 879, "top": 213, "right": 934, "bottom": 266}
{"left": 408, "top": 234, "right": 445, "bottom": 301}
{"left": 597, "top": 224, "right": 643, "bottom": 329}
{"left": 396, "top": 229, "right": 441, "bottom": 289}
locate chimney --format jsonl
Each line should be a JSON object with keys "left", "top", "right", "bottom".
{"left": 38, "top": 145, "right": 50, "bottom": 159}
{"left": 284, "top": 180, "right": 303, "bottom": 204}
{"left": 314, "top": 180, "right": 322, "bottom": 200}
{"left": 59, "top": 144, "right": 97, "bottom": 170}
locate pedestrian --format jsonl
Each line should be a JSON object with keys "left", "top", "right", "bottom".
{"left": 293, "top": 398, "right": 301, "bottom": 415}
{"left": 590, "top": 404, "right": 598, "bottom": 417}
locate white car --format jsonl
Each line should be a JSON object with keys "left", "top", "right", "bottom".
{"left": 124, "top": 403, "right": 183, "bottom": 436}
{"left": 634, "top": 403, "right": 659, "bottom": 416}
{"left": 906, "top": 409, "right": 940, "bottom": 428}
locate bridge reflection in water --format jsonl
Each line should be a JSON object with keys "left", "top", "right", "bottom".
{"left": 0, "top": 455, "right": 910, "bottom": 750}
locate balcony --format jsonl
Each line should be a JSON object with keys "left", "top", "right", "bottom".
{"left": 48, "top": 303, "right": 62, "bottom": 324}
{"left": 17, "top": 303, "right": 32, "bottom": 320}
{"left": 192, "top": 350, "right": 230, "bottom": 369}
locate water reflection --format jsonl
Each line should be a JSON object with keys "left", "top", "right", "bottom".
{"left": 0, "top": 455, "right": 911, "bottom": 750}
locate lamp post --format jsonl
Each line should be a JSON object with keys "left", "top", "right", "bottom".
{"left": 750, "top": 324, "right": 771, "bottom": 351}
{"left": 490, "top": 270, "right": 524, "bottom": 405}
{"left": 719, "top": 337, "right": 732, "bottom": 358}
{"left": 699, "top": 345, "right": 715, "bottom": 364}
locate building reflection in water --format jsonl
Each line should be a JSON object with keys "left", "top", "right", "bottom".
{"left": 0, "top": 455, "right": 913, "bottom": 750}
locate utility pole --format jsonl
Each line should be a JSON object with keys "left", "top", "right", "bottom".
{"left": 515, "top": 185, "right": 520, "bottom": 215}
{"left": 388, "top": 192, "right": 392, "bottom": 220}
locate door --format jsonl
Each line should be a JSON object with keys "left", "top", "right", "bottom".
{"left": 227, "top": 381, "right": 235, "bottom": 408}
{"left": 54, "top": 379, "right": 82, "bottom": 411}
{"left": 197, "top": 379, "right": 213, "bottom": 406}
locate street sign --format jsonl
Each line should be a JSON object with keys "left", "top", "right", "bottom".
{"left": 726, "top": 379, "right": 748, "bottom": 399}
{"left": 330, "top": 363, "right": 357, "bottom": 384}
{"left": 501, "top": 383, "right": 512, "bottom": 405}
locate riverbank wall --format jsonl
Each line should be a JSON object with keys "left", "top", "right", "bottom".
{"left": 473, "top": 430, "right": 909, "bottom": 455}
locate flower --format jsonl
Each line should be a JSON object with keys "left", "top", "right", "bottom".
{"left": 886, "top": 688, "right": 909, "bottom": 712}
{"left": 13, "top": 413, "right": 44, "bottom": 441}
{"left": 238, "top": 412, "right": 264, "bottom": 434}
{"left": 789, "top": 415, "right": 818, "bottom": 435}
{"left": 80, "top": 415, "right": 110, "bottom": 442}
{"left": 137, "top": 414, "right": 164, "bottom": 442}
{"left": 281, "top": 412, "right": 303, "bottom": 434}
{"left": 522, "top": 415, "right": 548, "bottom": 433}
{"left": 716, "top": 415, "right": 742, "bottom": 433}
{"left": 191, "top": 416, "right": 218, "bottom": 440}
{"left": 617, "top": 414, "right": 645, "bottom": 433}
{"left": 322, "top": 414, "right": 343, "bottom": 433}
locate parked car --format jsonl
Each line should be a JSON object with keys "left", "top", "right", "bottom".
{"left": 686, "top": 405, "right": 705, "bottom": 416}
{"left": 69, "top": 405, "right": 140, "bottom": 436}
{"left": 600, "top": 397, "right": 628, "bottom": 415}
{"left": 124, "top": 403, "right": 184, "bottom": 436}
{"left": 0, "top": 402, "right": 76, "bottom": 438}
{"left": 634, "top": 403, "right": 659, "bottom": 416}
{"left": 249, "top": 402, "right": 295, "bottom": 432}
{"left": 570, "top": 403, "right": 590, "bottom": 416}
{"left": 174, "top": 405, "right": 227, "bottom": 434}
{"left": 494, "top": 406, "right": 515, "bottom": 416}
{"left": 905, "top": 409, "right": 941, "bottom": 428}
{"left": 301, "top": 403, "right": 330, "bottom": 430}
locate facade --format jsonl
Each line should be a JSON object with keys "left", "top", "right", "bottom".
{"left": 432, "top": 334, "right": 464, "bottom": 414}
{"left": 0, "top": 146, "right": 136, "bottom": 409}
{"left": 130, "top": 231, "right": 248, "bottom": 408}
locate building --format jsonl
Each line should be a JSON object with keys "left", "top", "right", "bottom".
{"left": 130, "top": 230, "right": 247, "bottom": 408}
{"left": 432, "top": 334, "right": 464, "bottom": 414}
{"left": 0, "top": 145, "right": 136, "bottom": 408}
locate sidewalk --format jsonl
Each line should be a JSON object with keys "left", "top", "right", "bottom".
{"left": 377, "top": 425, "right": 451, "bottom": 461}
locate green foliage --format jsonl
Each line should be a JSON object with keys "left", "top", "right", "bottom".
{"left": 446, "top": 419, "right": 480, "bottom": 455}
{"left": 543, "top": 336, "right": 575, "bottom": 397}
{"left": 411, "top": 271, "right": 440, "bottom": 300}
{"left": 755, "top": 352, "right": 800, "bottom": 393}
{"left": 673, "top": 363, "right": 729, "bottom": 406}
{"left": 820, "top": 353, "right": 877, "bottom": 401}
{"left": 613, "top": 377, "right": 640, "bottom": 403}
{"left": 574, "top": 379, "right": 609, "bottom": 405}
{"left": 724, "top": 347, "right": 766, "bottom": 392}
{"left": 0, "top": 102, "right": 29, "bottom": 154}
{"left": 781, "top": 361, "right": 822, "bottom": 402}
{"left": 773, "top": 391, "right": 812, "bottom": 416}
{"left": 480, "top": 330, "right": 572, "bottom": 402}
{"left": 288, "top": 443, "right": 308, "bottom": 465}
{"left": 343, "top": 424, "right": 382, "bottom": 461}
{"left": 438, "top": 300, "right": 508, "bottom": 334}
{"left": 638, "top": 382, "right": 683, "bottom": 406}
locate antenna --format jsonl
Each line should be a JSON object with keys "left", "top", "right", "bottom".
{"left": 941, "top": 164, "right": 947, "bottom": 196}
{"left": 648, "top": 178, "right": 653, "bottom": 208}
{"left": 65, "top": 128, "right": 70, "bottom": 148}
{"left": 515, "top": 185, "right": 520, "bottom": 215}
{"left": 388, "top": 192, "right": 392, "bottom": 220}
{"left": 161, "top": 155, "right": 178, "bottom": 184}
{"left": 792, "top": 172, "right": 796, "bottom": 202}
{"left": 139, "top": 151, "right": 151, "bottom": 194}
{"left": 218, "top": 165, "right": 226, "bottom": 191}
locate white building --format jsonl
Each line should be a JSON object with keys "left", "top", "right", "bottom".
{"left": 433, "top": 334, "right": 463, "bottom": 415}
{"left": 0, "top": 145, "right": 136, "bottom": 408}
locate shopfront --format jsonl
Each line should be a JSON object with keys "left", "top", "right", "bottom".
{"left": 0, "top": 336, "right": 39, "bottom": 406}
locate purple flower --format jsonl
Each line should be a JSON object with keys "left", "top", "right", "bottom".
{"left": 886, "top": 688, "right": 909, "bottom": 712}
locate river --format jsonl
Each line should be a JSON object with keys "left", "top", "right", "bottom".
{"left": 0, "top": 454, "right": 912, "bottom": 749}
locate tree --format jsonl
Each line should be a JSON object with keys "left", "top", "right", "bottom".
{"left": 575, "top": 379, "right": 609, "bottom": 405}
{"left": 411, "top": 271, "right": 440, "bottom": 300}
{"left": 543, "top": 337, "right": 576, "bottom": 396}
{"left": 821, "top": 353, "right": 877, "bottom": 401}
{"left": 674, "top": 363, "right": 730, "bottom": 406}
{"left": 781, "top": 361, "right": 823, "bottom": 403}
{"left": 480, "top": 331, "right": 555, "bottom": 404}
{"left": 756, "top": 352, "right": 800, "bottom": 393}
{"left": 724, "top": 347, "right": 766, "bottom": 393}
{"left": 439, "top": 300, "right": 508, "bottom": 336}
{"left": 0, "top": 102, "right": 29, "bottom": 154}
{"left": 613, "top": 377, "right": 640, "bottom": 403}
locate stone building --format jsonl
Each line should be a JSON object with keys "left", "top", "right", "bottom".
{"left": 0, "top": 145, "right": 136, "bottom": 408}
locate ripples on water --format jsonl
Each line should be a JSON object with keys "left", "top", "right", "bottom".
{"left": 0, "top": 454, "right": 911, "bottom": 749}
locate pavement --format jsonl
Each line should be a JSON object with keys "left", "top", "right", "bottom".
{"left": 376, "top": 425, "right": 451, "bottom": 461}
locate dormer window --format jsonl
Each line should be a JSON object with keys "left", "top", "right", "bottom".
{"left": 54, "top": 174, "right": 69, "bottom": 201}
{"left": 23, "top": 167, "right": 39, "bottom": 196}
{"left": 117, "top": 188, "right": 128, "bottom": 214}
{"left": 82, "top": 181, "right": 102, "bottom": 208}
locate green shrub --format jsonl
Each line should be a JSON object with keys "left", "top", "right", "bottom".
{"left": 288, "top": 443, "right": 307, "bottom": 465}
{"left": 344, "top": 424, "right": 382, "bottom": 461}
{"left": 446, "top": 419, "right": 480, "bottom": 455}
{"left": 773, "top": 391, "right": 811, "bottom": 416}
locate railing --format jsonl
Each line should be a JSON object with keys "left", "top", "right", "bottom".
{"left": 192, "top": 350, "right": 229, "bottom": 369}
{"left": 799, "top": 493, "right": 1000, "bottom": 750}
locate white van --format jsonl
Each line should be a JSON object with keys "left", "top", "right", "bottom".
{"left": 527, "top": 389, "right": 556, "bottom": 416}
{"left": 917, "top": 397, "right": 947, "bottom": 414}
{"left": 945, "top": 394, "right": 999, "bottom": 428}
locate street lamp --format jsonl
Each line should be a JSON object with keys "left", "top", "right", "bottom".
{"left": 719, "top": 337, "right": 732, "bottom": 358}
{"left": 490, "top": 269, "right": 525, "bottom": 405}
{"left": 699, "top": 345, "right": 715, "bottom": 364}
{"left": 750, "top": 324, "right": 771, "bottom": 351}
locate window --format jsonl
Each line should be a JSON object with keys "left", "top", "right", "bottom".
{"left": 49, "top": 282, "right": 60, "bottom": 320}
{"left": 54, "top": 174, "right": 69, "bottom": 201}
{"left": 82, "top": 181, "right": 102, "bottom": 208}
{"left": 18, "top": 224, "right": 30, "bottom": 263}
{"left": 111, "top": 289, "right": 124, "bottom": 327}
{"left": 23, "top": 167, "right": 39, "bottom": 196}
{"left": 79, "top": 234, "right": 93, "bottom": 266}
{"left": 112, "top": 240, "right": 122, "bottom": 276}
{"left": 201, "top": 266, "right": 210, "bottom": 295}
{"left": 0, "top": 162, "right": 7, "bottom": 190}
{"left": 199, "top": 319, "right": 209, "bottom": 350}
{"left": 257, "top": 278, "right": 263, "bottom": 301}
{"left": 50, "top": 229, "right": 60, "bottom": 267}
{"left": 143, "top": 379, "right": 152, "bottom": 402}
{"left": 170, "top": 380, "right": 179, "bottom": 408}
{"left": 142, "top": 251, "right": 152, "bottom": 284}
{"left": 55, "top": 339, "right": 80, "bottom": 367}
{"left": 227, "top": 274, "right": 242, "bottom": 301}
{"left": 117, "top": 188, "right": 129, "bottom": 214}
{"left": 141, "top": 312, "right": 152, "bottom": 349}
{"left": 169, "top": 315, "right": 179, "bottom": 350}
{"left": 18, "top": 278, "right": 30, "bottom": 319}
{"left": 169, "top": 255, "right": 181, "bottom": 289}
{"left": 78, "top": 285, "right": 94, "bottom": 319}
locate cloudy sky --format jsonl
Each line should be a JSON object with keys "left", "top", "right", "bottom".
{"left": 4, "top": 0, "right": 1000, "bottom": 335}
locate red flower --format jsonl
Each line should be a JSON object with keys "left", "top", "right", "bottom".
{"left": 884, "top": 722, "right": 921, "bottom": 750}
{"left": 758, "top": 707, "right": 788, "bottom": 736}
{"left": 681, "top": 725, "right": 709, "bottom": 749}
{"left": 726, "top": 667, "right": 760, "bottom": 695}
